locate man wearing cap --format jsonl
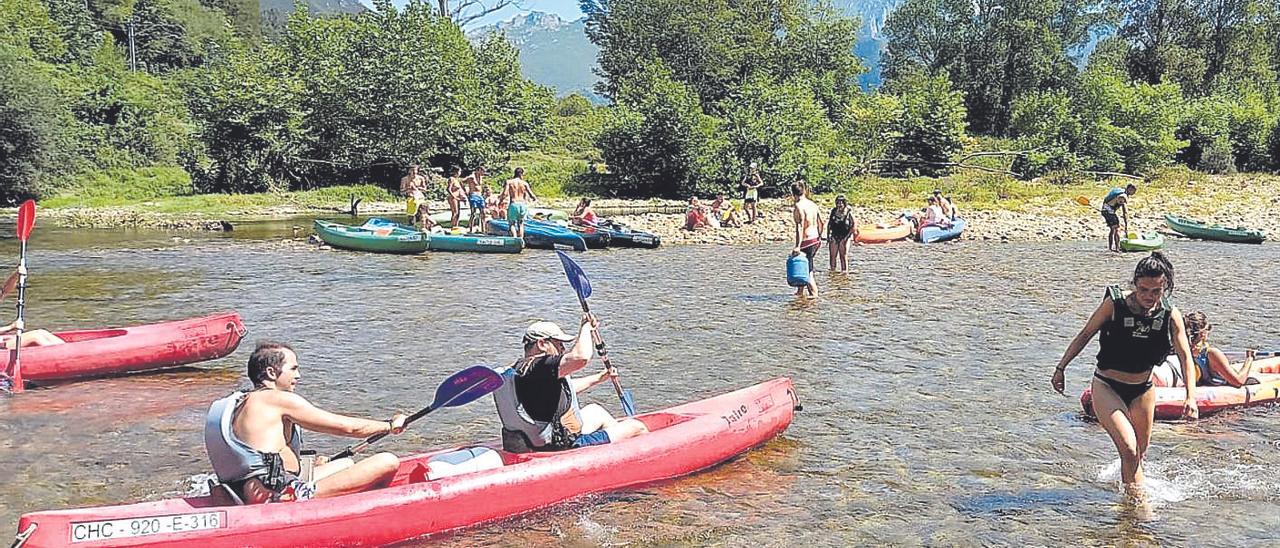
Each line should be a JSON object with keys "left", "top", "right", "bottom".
{"left": 492, "top": 314, "right": 648, "bottom": 452}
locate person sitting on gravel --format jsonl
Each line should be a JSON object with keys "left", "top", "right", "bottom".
{"left": 684, "top": 197, "right": 711, "bottom": 231}
{"left": 709, "top": 194, "right": 742, "bottom": 228}
{"left": 919, "top": 196, "right": 951, "bottom": 230}
{"left": 933, "top": 189, "right": 958, "bottom": 220}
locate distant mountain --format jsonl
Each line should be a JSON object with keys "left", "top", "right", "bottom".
{"left": 835, "top": 0, "right": 904, "bottom": 89}
{"left": 260, "top": 0, "right": 367, "bottom": 15}
{"left": 468, "top": 12, "right": 603, "bottom": 103}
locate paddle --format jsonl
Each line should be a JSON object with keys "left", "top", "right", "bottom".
{"left": 1073, "top": 196, "right": 1092, "bottom": 208}
{"left": 555, "top": 250, "right": 637, "bottom": 416}
{"left": 5, "top": 200, "right": 35, "bottom": 394}
{"left": 330, "top": 365, "right": 503, "bottom": 460}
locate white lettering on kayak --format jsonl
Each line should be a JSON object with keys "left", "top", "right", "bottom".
{"left": 71, "top": 511, "right": 224, "bottom": 543}
{"left": 476, "top": 238, "right": 503, "bottom": 246}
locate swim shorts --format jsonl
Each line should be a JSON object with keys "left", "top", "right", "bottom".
{"left": 508, "top": 202, "right": 528, "bottom": 222}
{"left": 468, "top": 192, "right": 484, "bottom": 211}
{"left": 572, "top": 430, "right": 611, "bottom": 448}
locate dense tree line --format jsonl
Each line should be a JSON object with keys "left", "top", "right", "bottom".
{"left": 1, "top": 0, "right": 552, "bottom": 200}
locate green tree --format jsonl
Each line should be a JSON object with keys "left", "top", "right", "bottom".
{"left": 0, "top": 45, "right": 78, "bottom": 200}
{"left": 882, "top": 71, "right": 968, "bottom": 175}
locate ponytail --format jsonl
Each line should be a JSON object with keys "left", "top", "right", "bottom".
{"left": 1132, "top": 251, "right": 1175, "bottom": 293}
{"left": 1183, "top": 311, "right": 1208, "bottom": 348}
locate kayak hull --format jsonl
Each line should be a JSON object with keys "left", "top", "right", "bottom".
{"left": 5, "top": 312, "right": 246, "bottom": 384}
{"left": 14, "top": 378, "right": 797, "bottom": 547}
{"left": 529, "top": 220, "right": 611, "bottom": 249}
{"left": 1164, "top": 214, "right": 1266, "bottom": 244}
{"left": 485, "top": 219, "right": 587, "bottom": 251}
{"left": 430, "top": 208, "right": 568, "bottom": 228}
{"left": 363, "top": 218, "right": 523, "bottom": 253}
{"left": 1119, "top": 231, "right": 1165, "bottom": 252}
{"left": 855, "top": 220, "right": 912, "bottom": 244}
{"left": 314, "top": 220, "right": 428, "bottom": 254}
{"left": 591, "top": 221, "right": 661, "bottom": 248}
{"left": 1080, "top": 374, "right": 1280, "bottom": 420}
{"left": 919, "top": 217, "right": 966, "bottom": 244}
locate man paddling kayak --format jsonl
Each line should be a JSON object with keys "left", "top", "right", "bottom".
{"left": 1051, "top": 252, "right": 1196, "bottom": 490}
{"left": 494, "top": 315, "right": 648, "bottom": 452}
{"left": 205, "top": 341, "right": 408, "bottom": 503}
{"left": 1102, "top": 183, "right": 1138, "bottom": 252}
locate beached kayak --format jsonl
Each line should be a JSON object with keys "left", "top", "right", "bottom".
{"left": 1080, "top": 374, "right": 1280, "bottom": 421}
{"left": 1164, "top": 214, "right": 1266, "bottom": 244}
{"left": 590, "top": 220, "right": 661, "bottom": 248}
{"left": 361, "top": 219, "right": 523, "bottom": 254}
{"left": 527, "top": 219, "right": 611, "bottom": 249}
{"left": 314, "top": 220, "right": 428, "bottom": 254}
{"left": 1119, "top": 231, "right": 1165, "bottom": 252}
{"left": 485, "top": 218, "right": 587, "bottom": 251}
{"left": 4, "top": 312, "right": 246, "bottom": 386}
{"left": 855, "top": 218, "right": 912, "bottom": 244}
{"left": 12, "top": 378, "right": 798, "bottom": 547}
{"left": 920, "top": 217, "right": 966, "bottom": 244}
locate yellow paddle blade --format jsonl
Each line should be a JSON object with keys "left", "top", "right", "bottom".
{"left": 1073, "top": 196, "right": 1091, "bottom": 207}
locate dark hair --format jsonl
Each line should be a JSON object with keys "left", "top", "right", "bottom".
{"left": 248, "top": 341, "right": 294, "bottom": 386}
{"left": 1183, "top": 311, "right": 1209, "bottom": 346}
{"left": 514, "top": 167, "right": 525, "bottom": 177}
{"left": 451, "top": 166, "right": 461, "bottom": 176}
{"left": 790, "top": 181, "right": 806, "bottom": 197}
{"left": 1126, "top": 183, "right": 1138, "bottom": 191}
{"left": 580, "top": 197, "right": 591, "bottom": 206}
{"left": 1132, "top": 251, "right": 1175, "bottom": 293}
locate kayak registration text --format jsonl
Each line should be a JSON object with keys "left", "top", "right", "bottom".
{"left": 71, "top": 511, "right": 224, "bottom": 543}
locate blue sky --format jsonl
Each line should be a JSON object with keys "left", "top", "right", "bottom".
{"left": 373, "top": 0, "right": 587, "bottom": 26}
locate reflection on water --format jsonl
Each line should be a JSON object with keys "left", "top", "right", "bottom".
{"left": 1, "top": 224, "right": 1279, "bottom": 545}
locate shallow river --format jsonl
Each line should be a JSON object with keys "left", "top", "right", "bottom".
{"left": 1, "top": 220, "right": 1278, "bottom": 546}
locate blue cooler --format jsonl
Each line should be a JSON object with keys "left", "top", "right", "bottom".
{"left": 787, "top": 254, "right": 810, "bottom": 287}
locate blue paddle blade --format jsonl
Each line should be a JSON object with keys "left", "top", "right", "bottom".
{"left": 431, "top": 365, "right": 504, "bottom": 409}
{"left": 555, "top": 250, "right": 592, "bottom": 300}
{"left": 620, "top": 389, "right": 637, "bottom": 417}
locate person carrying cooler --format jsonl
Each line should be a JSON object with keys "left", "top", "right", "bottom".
{"left": 493, "top": 316, "right": 648, "bottom": 452}
{"left": 739, "top": 163, "right": 764, "bottom": 224}
{"left": 790, "top": 180, "right": 824, "bottom": 298}
{"left": 462, "top": 167, "right": 488, "bottom": 234}
{"left": 499, "top": 167, "right": 538, "bottom": 239}
{"left": 827, "top": 195, "right": 856, "bottom": 273}
{"left": 1178, "top": 312, "right": 1267, "bottom": 387}
{"left": 1051, "top": 252, "right": 1196, "bottom": 491}
{"left": 1102, "top": 183, "right": 1138, "bottom": 252}
{"left": 205, "top": 341, "right": 408, "bottom": 504}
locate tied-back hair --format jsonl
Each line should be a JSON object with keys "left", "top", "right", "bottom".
{"left": 248, "top": 341, "right": 294, "bottom": 386}
{"left": 790, "top": 181, "right": 807, "bottom": 197}
{"left": 1132, "top": 251, "right": 1175, "bottom": 293}
{"left": 1183, "top": 311, "right": 1209, "bottom": 347}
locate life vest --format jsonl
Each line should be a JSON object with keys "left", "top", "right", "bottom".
{"left": 1103, "top": 187, "right": 1125, "bottom": 208}
{"left": 492, "top": 364, "right": 584, "bottom": 452}
{"left": 204, "top": 391, "right": 303, "bottom": 484}
{"left": 1096, "top": 286, "right": 1173, "bottom": 374}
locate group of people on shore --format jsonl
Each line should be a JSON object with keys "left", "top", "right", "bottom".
{"left": 204, "top": 312, "right": 648, "bottom": 504}
{"left": 398, "top": 164, "right": 541, "bottom": 239}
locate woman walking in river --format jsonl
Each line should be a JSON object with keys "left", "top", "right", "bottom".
{"left": 1051, "top": 252, "right": 1197, "bottom": 490}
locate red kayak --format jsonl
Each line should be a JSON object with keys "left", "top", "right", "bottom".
{"left": 1079, "top": 356, "right": 1280, "bottom": 420}
{"left": 4, "top": 312, "right": 247, "bottom": 386}
{"left": 12, "top": 378, "right": 798, "bottom": 547}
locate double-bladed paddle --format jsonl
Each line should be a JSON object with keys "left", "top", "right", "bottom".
{"left": 555, "top": 250, "right": 637, "bottom": 416}
{"left": 5, "top": 200, "right": 36, "bottom": 394}
{"left": 330, "top": 365, "right": 503, "bottom": 460}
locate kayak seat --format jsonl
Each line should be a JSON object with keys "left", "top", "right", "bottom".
{"left": 408, "top": 447, "right": 505, "bottom": 483}
{"left": 207, "top": 478, "right": 244, "bottom": 506}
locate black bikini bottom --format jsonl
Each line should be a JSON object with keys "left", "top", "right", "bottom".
{"left": 1094, "top": 373, "right": 1153, "bottom": 407}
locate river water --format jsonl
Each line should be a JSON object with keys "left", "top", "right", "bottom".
{"left": 1, "top": 220, "right": 1278, "bottom": 546}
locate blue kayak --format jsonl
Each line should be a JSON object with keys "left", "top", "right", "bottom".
{"left": 486, "top": 218, "right": 587, "bottom": 251}
{"left": 526, "top": 219, "right": 611, "bottom": 249}
{"left": 920, "top": 217, "right": 966, "bottom": 244}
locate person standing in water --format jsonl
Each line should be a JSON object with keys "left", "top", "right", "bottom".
{"left": 500, "top": 167, "right": 538, "bottom": 239}
{"left": 789, "top": 180, "right": 824, "bottom": 298}
{"left": 1051, "top": 252, "right": 1196, "bottom": 491}
{"left": 463, "top": 167, "right": 488, "bottom": 234}
{"left": 740, "top": 163, "right": 764, "bottom": 224}
{"left": 1102, "top": 183, "right": 1138, "bottom": 252}
{"left": 827, "top": 195, "right": 856, "bottom": 273}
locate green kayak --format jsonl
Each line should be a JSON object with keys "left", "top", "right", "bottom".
{"left": 1164, "top": 214, "right": 1266, "bottom": 244}
{"left": 361, "top": 218, "right": 523, "bottom": 253}
{"left": 1119, "top": 231, "right": 1165, "bottom": 252}
{"left": 314, "top": 220, "right": 428, "bottom": 254}
{"left": 429, "top": 208, "right": 569, "bottom": 228}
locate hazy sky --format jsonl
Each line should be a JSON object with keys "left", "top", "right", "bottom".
{"left": 376, "top": 0, "right": 587, "bottom": 26}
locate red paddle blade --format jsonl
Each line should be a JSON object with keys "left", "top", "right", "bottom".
{"left": 16, "top": 200, "right": 36, "bottom": 241}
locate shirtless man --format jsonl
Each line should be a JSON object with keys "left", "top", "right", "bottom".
{"left": 204, "top": 341, "right": 407, "bottom": 504}
{"left": 445, "top": 167, "right": 467, "bottom": 229}
{"left": 790, "top": 180, "right": 824, "bottom": 298}
{"left": 399, "top": 165, "right": 430, "bottom": 229}
{"left": 463, "top": 167, "right": 488, "bottom": 234}
{"left": 499, "top": 167, "right": 538, "bottom": 239}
